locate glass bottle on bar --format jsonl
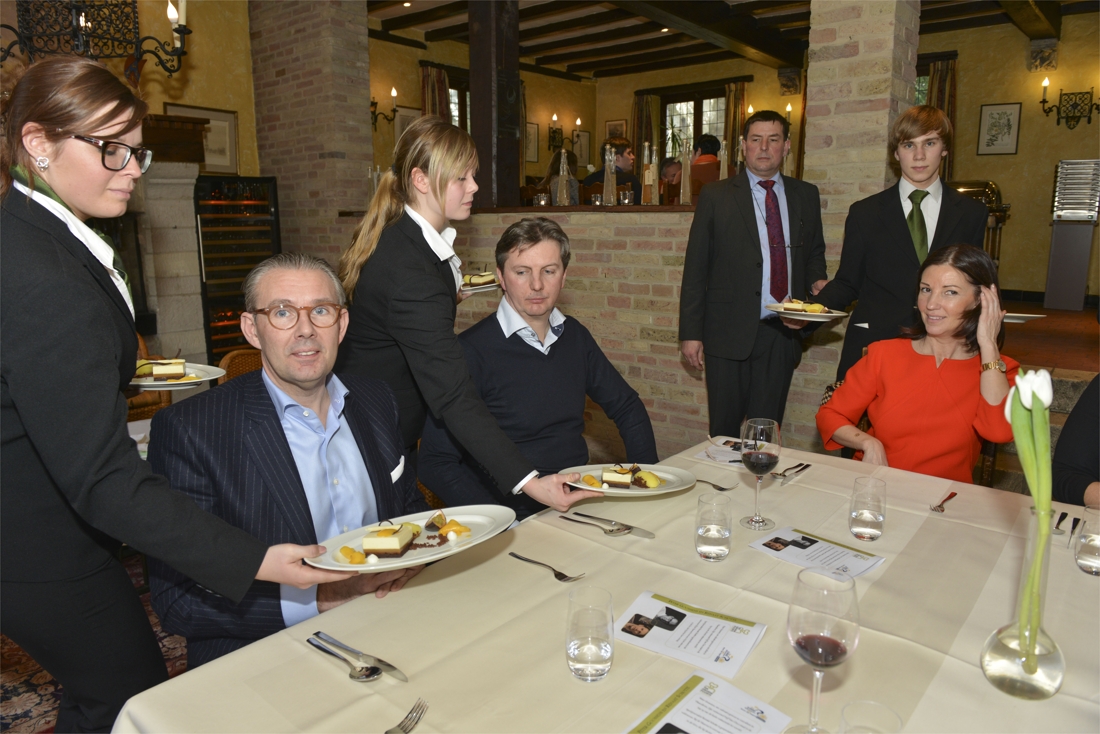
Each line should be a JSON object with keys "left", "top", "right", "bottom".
{"left": 679, "top": 129, "right": 692, "bottom": 206}
{"left": 556, "top": 147, "right": 570, "bottom": 206}
{"left": 641, "top": 142, "right": 654, "bottom": 205}
{"left": 719, "top": 139, "right": 729, "bottom": 181}
{"left": 602, "top": 143, "right": 616, "bottom": 206}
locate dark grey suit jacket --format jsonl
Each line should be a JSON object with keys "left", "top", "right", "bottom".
{"left": 336, "top": 212, "right": 534, "bottom": 495}
{"left": 0, "top": 191, "right": 265, "bottom": 596}
{"left": 679, "top": 171, "right": 828, "bottom": 360}
{"left": 815, "top": 182, "right": 987, "bottom": 378}
{"left": 148, "top": 370, "right": 429, "bottom": 667}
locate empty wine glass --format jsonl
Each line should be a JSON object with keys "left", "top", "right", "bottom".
{"left": 741, "top": 418, "right": 780, "bottom": 530}
{"left": 786, "top": 567, "right": 860, "bottom": 734}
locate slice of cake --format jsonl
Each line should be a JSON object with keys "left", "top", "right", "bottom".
{"left": 135, "top": 358, "right": 187, "bottom": 379}
{"left": 361, "top": 522, "right": 420, "bottom": 558}
{"left": 601, "top": 464, "right": 637, "bottom": 489}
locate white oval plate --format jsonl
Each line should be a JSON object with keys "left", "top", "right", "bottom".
{"left": 561, "top": 464, "right": 697, "bottom": 497}
{"left": 130, "top": 362, "right": 226, "bottom": 391}
{"left": 306, "top": 505, "right": 516, "bottom": 573}
{"left": 1004, "top": 313, "right": 1047, "bottom": 324}
{"left": 459, "top": 283, "right": 501, "bottom": 295}
{"left": 765, "top": 304, "right": 849, "bottom": 322}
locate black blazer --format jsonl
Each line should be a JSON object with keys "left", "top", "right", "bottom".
{"left": 336, "top": 212, "right": 534, "bottom": 494}
{"left": 815, "top": 182, "right": 987, "bottom": 378}
{"left": 147, "top": 370, "right": 427, "bottom": 666}
{"left": 0, "top": 192, "right": 265, "bottom": 598}
{"left": 679, "top": 171, "right": 828, "bottom": 360}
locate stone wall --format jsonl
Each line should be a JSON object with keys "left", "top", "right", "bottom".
{"left": 249, "top": 1, "right": 372, "bottom": 262}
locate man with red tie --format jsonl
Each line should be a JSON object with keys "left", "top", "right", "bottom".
{"left": 679, "top": 110, "right": 828, "bottom": 436}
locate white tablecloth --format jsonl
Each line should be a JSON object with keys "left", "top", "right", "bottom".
{"left": 114, "top": 444, "right": 1100, "bottom": 733}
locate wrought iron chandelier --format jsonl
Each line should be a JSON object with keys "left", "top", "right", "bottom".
{"left": 1, "top": 0, "right": 190, "bottom": 77}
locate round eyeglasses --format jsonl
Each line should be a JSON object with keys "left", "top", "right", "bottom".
{"left": 68, "top": 135, "right": 154, "bottom": 173}
{"left": 250, "top": 303, "right": 344, "bottom": 330}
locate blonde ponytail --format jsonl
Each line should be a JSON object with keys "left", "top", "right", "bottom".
{"left": 339, "top": 115, "right": 478, "bottom": 301}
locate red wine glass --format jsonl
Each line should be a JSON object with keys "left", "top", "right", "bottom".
{"left": 740, "top": 418, "right": 780, "bottom": 530}
{"left": 786, "top": 567, "right": 860, "bottom": 734}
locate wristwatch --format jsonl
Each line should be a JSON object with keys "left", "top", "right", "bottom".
{"left": 982, "top": 359, "right": 1007, "bottom": 373}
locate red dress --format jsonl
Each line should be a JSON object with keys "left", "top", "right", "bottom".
{"left": 816, "top": 339, "right": 1018, "bottom": 483}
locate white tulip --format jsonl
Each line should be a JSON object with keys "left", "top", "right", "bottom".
{"left": 1016, "top": 371, "right": 1036, "bottom": 409}
{"left": 1031, "top": 369, "right": 1053, "bottom": 408}
{"left": 1005, "top": 385, "right": 1016, "bottom": 422}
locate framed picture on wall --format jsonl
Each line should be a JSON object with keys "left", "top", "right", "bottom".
{"left": 525, "top": 122, "right": 539, "bottom": 162}
{"left": 976, "top": 103, "right": 1022, "bottom": 155}
{"left": 394, "top": 106, "right": 421, "bottom": 147}
{"left": 572, "top": 130, "right": 590, "bottom": 168}
{"left": 164, "top": 103, "right": 238, "bottom": 174}
{"left": 606, "top": 119, "right": 627, "bottom": 139}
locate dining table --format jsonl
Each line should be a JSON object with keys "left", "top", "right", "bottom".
{"left": 113, "top": 440, "right": 1099, "bottom": 733}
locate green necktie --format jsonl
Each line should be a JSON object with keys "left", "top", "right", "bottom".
{"left": 907, "top": 189, "right": 929, "bottom": 263}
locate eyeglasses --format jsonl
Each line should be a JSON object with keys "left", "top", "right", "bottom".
{"left": 250, "top": 303, "right": 344, "bottom": 330}
{"left": 68, "top": 135, "right": 153, "bottom": 173}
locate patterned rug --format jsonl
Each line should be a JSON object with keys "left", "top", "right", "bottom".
{"left": 0, "top": 555, "right": 188, "bottom": 733}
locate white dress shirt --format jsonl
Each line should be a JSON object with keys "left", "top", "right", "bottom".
{"left": 745, "top": 169, "right": 793, "bottom": 320}
{"left": 404, "top": 204, "right": 462, "bottom": 290}
{"left": 495, "top": 296, "right": 566, "bottom": 355}
{"left": 899, "top": 176, "right": 943, "bottom": 247}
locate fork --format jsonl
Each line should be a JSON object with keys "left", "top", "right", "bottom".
{"left": 696, "top": 478, "right": 740, "bottom": 491}
{"left": 770, "top": 463, "right": 807, "bottom": 479}
{"left": 930, "top": 491, "right": 957, "bottom": 513}
{"left": 385, "top": 698, "right": 428, "bottom": 734}
{"left": 508, "top": 552, "right": 585, "bottom": 582}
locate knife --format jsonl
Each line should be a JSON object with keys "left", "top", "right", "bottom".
{"left": 313, "top": 631, "right": 408, "bottom": 682}
{"left": 573, "top": 512, "right": 656, "bottom": 539}
{"left": 1052, "top": 510, "right": 1069, "bottom": 535}
{"left": 1067, "top": 517, "right": 1081, "bottom": 548}
{"left": 780, "top": 464, "right": 811, "bottom": 486}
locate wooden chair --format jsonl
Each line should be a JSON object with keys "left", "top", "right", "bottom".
{"left": 218, "top": 348, "right": 263, "bottom": 385}
{"left": 692, "top": 161, "right": 720, "bottom": 185}
{"left": 579, "top": 183, "right": 600, "bottom": 205}
{"left": 127, "top": 333, "right": 172, "bottom": 422}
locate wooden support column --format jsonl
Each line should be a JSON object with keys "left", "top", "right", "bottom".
{"left": 468, "top": 0, "right": 521, "bottom": 208}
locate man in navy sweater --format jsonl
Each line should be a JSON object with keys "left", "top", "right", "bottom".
{"left": 419, "top": 217, "right": 657, "bottom": 518}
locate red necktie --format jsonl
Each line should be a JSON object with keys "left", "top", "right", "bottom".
{"left": 758, "top": 179, "right": 788, "bottom": 303}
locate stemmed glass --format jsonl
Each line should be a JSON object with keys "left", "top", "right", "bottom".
{"left": 740, "top": 418, "right": 780, "bottom": 530}
{"left": 786, "top": 568, "right": 860, "bottom": 734}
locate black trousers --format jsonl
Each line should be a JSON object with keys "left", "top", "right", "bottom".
{"left": 1, "top": 557, "right": 168, "bottom": 733}
{"left": 704, "top": 319, "right": 803, "bottom": 437}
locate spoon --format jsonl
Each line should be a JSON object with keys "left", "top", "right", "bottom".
{"left": 307, "top": 637, "right": 383, "bottom": 681}
{"left": 559, "top": 516, "right": 632, "bottom": 536}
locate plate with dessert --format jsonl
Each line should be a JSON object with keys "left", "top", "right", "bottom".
{"left": 765, "top": 301, "right": 848, "bottom": 322}
{"left": 560, "top": 463, "right": 697, "bottom": 497}
{"left": 459, "top": 271, "right": 501, "bottom": 295}
{"left": 130, "top": 360, "right": 226, "bottom": 390}
{"left": 306, "top": 505, "right": 516, "bottom": 573}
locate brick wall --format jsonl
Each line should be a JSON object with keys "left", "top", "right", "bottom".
{"left": 795, "top": 0, "right": 920, "bottom": 449}
{"left": 249, "top": 1, "right": 372, "bottom": 263}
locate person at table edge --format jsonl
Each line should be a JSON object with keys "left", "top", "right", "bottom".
{"left": 419, "top": 217, "right": 657, "bottom": 520}
{"left": 816, "top": 245, "right": 1015, "bottom": 484}
{"left": 679, "top": 109, "right": 828, "bottom": 435}
{"left": 1052, "top": 374, "right": 1099, "bottom": 506}
{"left": 582, "top": 135, "right": 641, "bottom": 204}
{"left": 811, "top": 105, "right": 987, "bottom": 381}
{"left": 149, "top": 253, "right": 427, "bottom": 667}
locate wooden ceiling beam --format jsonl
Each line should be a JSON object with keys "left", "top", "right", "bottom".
{"left": 997, "top": 0, "right": 1061, "bottom": 38}
{"left": 608, "top": 0, "right": 803, "bottom": 68}
{"left": 535, "top": 32, "right": 688, "bottom": 65}
{"left": 518, "top": 9, "right": 638, "bottom": 42}
{"left": 426, "top": 2, "right": 633, "bottom": 43}
{"left": 567, "top": 41, "right": 720, "bottom": 73}
{"left": 382, "top": 1, "right": 468, "bottom": 31}
{"left": 593, "top": 49, "right": 741, "bottom": 78}
{"left": 366, "top": 1, "right": 405, "bottom": 12}
{"left": 919, "top": 12, "right": 1013, "bottom": 33}
{"left": 920, "top": 1, "right": 1011, "bottom": 22}
{"left": 520, "top": 21, "right": 664, "bottom": 56}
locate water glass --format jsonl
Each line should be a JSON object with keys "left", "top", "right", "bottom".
{"left": 590, "top": 193, "right": 603, "bottom": 206}
{"left": 1074, "top": 505, "right": 1100, "bottom": 575}
{"left": 696, "top": 493, "right": 733, "bottom": 561}
{"left": 849, "top": 477, "right": 886, "bottom": 541}
{"left": 534, "top": 193, "right": 549, "bottom": 206}
{"left": 838, "top": 701, "right": 902, "bottom": 733}
{"left": 618, "top": 190, "right": 634, "bottom": 205}
{"left": 566, "top": 586, "right": 614, "bottom": 682}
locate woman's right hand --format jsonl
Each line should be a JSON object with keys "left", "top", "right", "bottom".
{"left": 257, "top": 544, "right": 356, "bottom": 589}
{"left": 522, "top": 473, "right": 602, "bottom": 512}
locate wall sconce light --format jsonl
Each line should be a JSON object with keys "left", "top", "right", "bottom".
{"left": 785, "top": 103, "right": 792, "bottom": 122}
{"left": 548, "top": 113, "right": 564, "bottom": 150}
{"left": 371, "top": 87, "right": 397, "bottom": 131}
{"left": 1040, "top": 77, "right": 1099, "bottom": 130}
{"left": 747, "top": 104, "right": 754, "bottom": 115}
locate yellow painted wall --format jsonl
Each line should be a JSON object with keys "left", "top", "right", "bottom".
{"left": 595, "top": 58, "right": 805, "bottom": 175}
{"left": 521, "top": 72, "right": 597, "bottom": 180}
{"left": 919, "top": 13, "right": 1100, "bottom": 295}
{"left": 0, "top": 0, "right": 261, "bottom": 176}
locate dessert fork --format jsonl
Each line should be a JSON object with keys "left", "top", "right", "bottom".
{"left": 508, "top": 552, "right": 585, "bottom": 582}
{"left": 930, "top": 491, "right": 957, "bottom": 513}
{"left": 385, "top": 698, "right": 428, "bottom": 734}
{"left": 696, "top": 478, "right": 740, "bottom": 491}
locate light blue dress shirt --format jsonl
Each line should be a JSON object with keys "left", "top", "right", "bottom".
{"left": 745, "top": 169, "right": 793, "bottom": 320}
{"left": 262, "top": 371, "right": 378, "bottom": 627}
{"left": 495, "top": 296, "right": 566, "bottom": 355}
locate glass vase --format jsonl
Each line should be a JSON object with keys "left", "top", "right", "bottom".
{"left": 979, "top": 510, "right": 1064, "bottom": 700}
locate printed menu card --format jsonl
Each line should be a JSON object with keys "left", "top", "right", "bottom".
{"left": 625, "top": 671, "right": 791, "bottom": 734}
{"left": 748, "top": 527, "right": 884, "bottom": 578}
{"left": 614, "top": 592, "right": 766, "bottom": 679}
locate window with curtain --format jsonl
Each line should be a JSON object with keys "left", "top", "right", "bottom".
{"left": 448, "top": 86, "right": 470, "bottom": 132}
{"left": 662, "top": 88, "right": 726, "bottom": 158}
{"left": 914, "top": 76, "right": 930, "bottom": 105}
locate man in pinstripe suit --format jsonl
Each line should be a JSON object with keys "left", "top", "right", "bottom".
{"left": 148, "top": 254, "right": 429, "bottom": 668}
